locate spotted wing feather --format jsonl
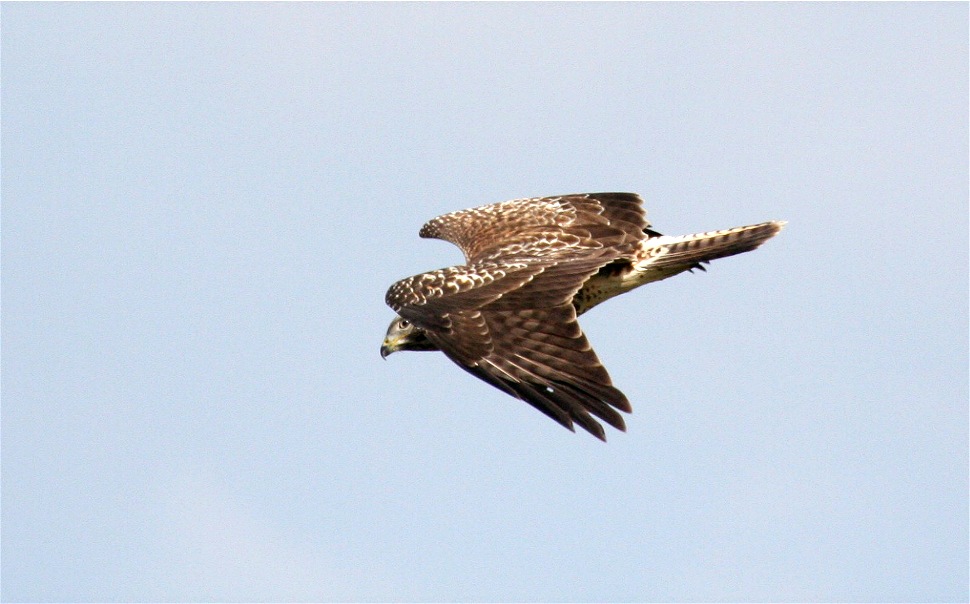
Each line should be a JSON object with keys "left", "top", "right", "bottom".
{"left": 419, "top": 193, "right": 649, "bottom": 263}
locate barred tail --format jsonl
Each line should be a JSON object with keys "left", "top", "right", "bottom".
{"left": 635, "top": 220, "right": 786, "bottom": 279}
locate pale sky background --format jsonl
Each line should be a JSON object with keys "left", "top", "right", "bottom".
{"left": 3, "top": 3, "right": 967, "bottom": 602}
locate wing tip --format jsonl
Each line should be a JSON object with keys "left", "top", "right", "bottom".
{"left": 418, "top": 218, "right": 440, "bottom": 240}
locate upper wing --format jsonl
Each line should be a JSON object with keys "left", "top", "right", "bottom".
{"left": 386, "top": 193, "right": 653, "bottom": 324}
{"left": 418, "top": 192, "right": 649, "bottom": 263}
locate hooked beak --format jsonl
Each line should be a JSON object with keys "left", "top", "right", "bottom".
{"left": 380, "top": 336, "right": 400, "bottom": 359}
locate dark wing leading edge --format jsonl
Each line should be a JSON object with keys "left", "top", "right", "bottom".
{"left": 385, "top": 193, "right": 648, "bottom": 440}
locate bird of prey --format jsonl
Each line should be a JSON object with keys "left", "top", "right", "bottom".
{"left": 381, "top": 192, "right": 785, "bottom": 441}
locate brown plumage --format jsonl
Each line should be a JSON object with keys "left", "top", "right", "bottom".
{"left": 382, "top": 193, "right": 785, "bottom": 440}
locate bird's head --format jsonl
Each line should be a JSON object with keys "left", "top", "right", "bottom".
{"left": 380, "top": 315, "right": 438, "bottom": 358}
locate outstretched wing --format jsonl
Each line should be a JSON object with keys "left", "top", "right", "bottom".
{"left": 385, "top": 283, "right": 631, "bottom": 440}
{"left": 449, "top": 305, "right": 631, "bottom": 441}
{"left": 386, "top": 193, "right": 649, "bottom": 439}
{"left": 418, "top": 192, "right": 649, "bottom": 263}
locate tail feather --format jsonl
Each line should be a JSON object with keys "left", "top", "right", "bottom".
{"left": 635, "top": 220, "right": 786, "bottom": 279}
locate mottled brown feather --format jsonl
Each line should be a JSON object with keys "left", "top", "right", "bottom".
{"left": 385, "top": 192, "right": 783, "bottom": 440}
{"left": 419, "top": 193, "right": 648, "bottom": 263}
{"left": 387, "top": 193, "right": 647, "bottom": 439}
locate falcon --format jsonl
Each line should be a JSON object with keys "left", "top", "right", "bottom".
{"left": 381, "top": 193, "right": 785, "bottom": 440}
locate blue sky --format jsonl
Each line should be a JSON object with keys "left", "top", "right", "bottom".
{"left": 3, "top": 3, "right": 967, "bottom": 602}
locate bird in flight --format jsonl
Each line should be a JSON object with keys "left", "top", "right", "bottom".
{"left": 381, "top": 193, "right": 785, "bottom": 440}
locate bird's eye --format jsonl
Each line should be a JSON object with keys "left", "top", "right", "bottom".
{"left": 399, "top": 319, "right": 410, "bottom": 329}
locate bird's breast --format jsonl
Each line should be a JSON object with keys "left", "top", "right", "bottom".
{"left": 572, "top": 261, "right": 637, "bottom": 316}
